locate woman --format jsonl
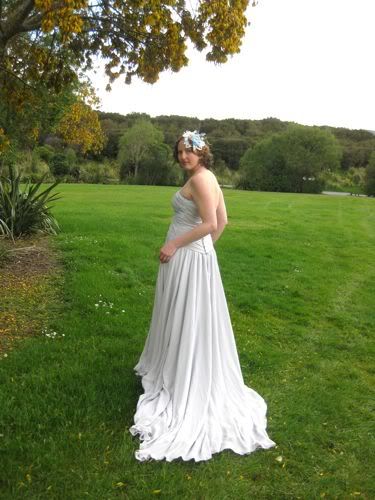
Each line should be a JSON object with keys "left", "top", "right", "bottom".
{"left": 129, "top": 131, "right": 275, "bottom": 462}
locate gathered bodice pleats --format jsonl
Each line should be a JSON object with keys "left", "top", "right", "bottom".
{"left": 166, "top": 190, "right": 214, "bottom": 254}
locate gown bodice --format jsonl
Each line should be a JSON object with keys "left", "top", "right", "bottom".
{"left": 165, "top": 190, "right": 214, "bottom": 254}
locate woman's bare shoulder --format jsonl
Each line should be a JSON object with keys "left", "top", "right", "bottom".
{"left": 190, "top": 169, "right": 220, "bottom": 191}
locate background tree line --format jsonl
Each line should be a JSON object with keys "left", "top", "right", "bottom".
{"left": 97, "top": 112, "right": 375, "bottom": 195}
{"left": 99, "top": 111, "right": 375, "bottom": 172}
{"left": 2, "top": 109, "right": 375, "bottom": 195}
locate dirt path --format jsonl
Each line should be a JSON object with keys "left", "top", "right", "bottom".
{"left": 0, "top": 235, "right": 64, "bottom": 355}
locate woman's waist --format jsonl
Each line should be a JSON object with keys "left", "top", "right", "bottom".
{"left": 166, "top": 222, "right": 214, "bottom": 254}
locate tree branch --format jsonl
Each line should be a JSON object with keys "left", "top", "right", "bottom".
{"left": 21, "top": 11, "right": 43, "bottom": 32}
{"left": 2, "top": 0, "right": 35, "bottom": 41}
{"left": 0, "top": 63, "right": 36, "bottom": 89}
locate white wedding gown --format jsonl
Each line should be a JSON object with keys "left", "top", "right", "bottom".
{"left": 129, "top": 189, "right": 276, "bottom": 462}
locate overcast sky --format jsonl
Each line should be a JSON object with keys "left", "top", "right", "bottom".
{"left": 89, "top": 0, "right": 375, "bottom": 131}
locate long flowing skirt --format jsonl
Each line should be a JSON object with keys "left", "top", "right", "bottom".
{"left": 129, "top": 246, "right": 276, "bottom": 462}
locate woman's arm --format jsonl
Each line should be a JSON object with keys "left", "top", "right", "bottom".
{"left": 172, "top": 219, "right": 216, "bottom": 249}
{"left": 211, "top": 189, "right": 228, "bottom": 244}
{"left": 211, "top": 223, "right": 227, "bottom": 244}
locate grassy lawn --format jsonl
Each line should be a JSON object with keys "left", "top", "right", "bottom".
{"left": 0, "top": 184, "right": 374, "bottom": 499}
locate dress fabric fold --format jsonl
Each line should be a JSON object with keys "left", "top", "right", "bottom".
{"left": 129, "top": 190, "right": 276, "bottom": 462}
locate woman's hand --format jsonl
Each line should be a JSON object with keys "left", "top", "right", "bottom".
{"left": 159, "top": 241, "right": 178, "bottom": 264}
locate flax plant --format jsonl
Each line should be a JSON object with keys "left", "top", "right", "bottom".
{"left": 0, "top": 165, "right": 62, "bottom": 241}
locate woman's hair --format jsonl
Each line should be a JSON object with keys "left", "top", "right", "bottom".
{"left": 173, "top": 135, "right": 214, "bottom": 169}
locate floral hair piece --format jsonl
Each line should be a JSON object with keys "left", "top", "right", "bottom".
{"left": 182, "top": 130, "right": 206, "bottom": 151}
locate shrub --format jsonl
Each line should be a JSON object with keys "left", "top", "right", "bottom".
{"left": 64, "top": 147, "right": 77, "bottom": 167}
{"left": 28, "top": 152, "right": 53, "bottom": 182}
{"left": 1, "top": 149, "right": 54, "bottom": 183}
{"left": 50, "top": 153, "right": 70, "bottom": 178}
{"left": 78, "top": 160, "right": 120, "bottom": 184}
{"left": 320, "top": 168, "right": 366, "bottom": 194}
{"left": 237, "top": 125, "right": 341, "bottom": 193}
{"left": 133, "top": 144, "right": 182, "bottom": 186}
{"left": 35, "top": 145, "right": 55, "bottom": 163}
{"left": 212, "top": 159, "right": 239, "bottom": 187}
{"left": 364, "top": 152, "right": 375, "bottom": 196}
{"left": 300, "top": 178, "right": 326, "bottom": 194}
{"left": 0, "top": 165, "right": 61, "bottom": 241}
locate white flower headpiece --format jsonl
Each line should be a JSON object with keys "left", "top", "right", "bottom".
{"left": 182, "top": 130, "right": 207, "bottom": 151}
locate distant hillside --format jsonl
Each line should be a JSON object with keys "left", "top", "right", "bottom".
{"left": 98, "top": 112, "right": 375, "bottom": 171}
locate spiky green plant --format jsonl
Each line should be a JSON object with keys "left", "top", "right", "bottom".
{"left": 0, "top": 165, "right": 62, "bottom": 241}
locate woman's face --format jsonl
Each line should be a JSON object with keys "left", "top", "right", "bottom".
{"left": 177, "top": 140, "right": 201, "bottom": 172}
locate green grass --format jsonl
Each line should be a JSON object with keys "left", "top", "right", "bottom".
{"left": 0, "top": 184, "right": 374, "bottom": 499}
{"left": 0, "top": 240, "right": 10, "bottom": 267}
